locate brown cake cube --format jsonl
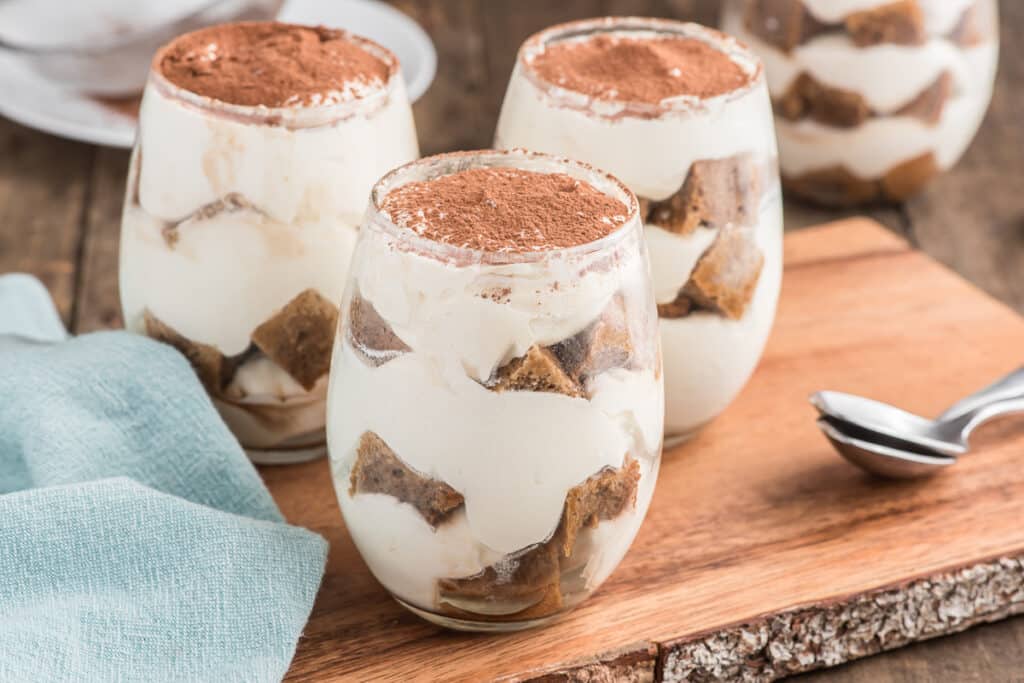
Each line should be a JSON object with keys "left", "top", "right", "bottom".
{"left": 349, "top": 431, "right": 464, "bottom": 527}
{"left": 880, "top": 152, "right": 939, "bottom": 200}
{"left": 438, "top": 457, "right": 641, "bottom": 621}
{"left": 845, "top": 0, "right": 926, "bottom": 47}
{"left": 778, "top": 70, "right": 950, "bottom": 127}
{"left": 346, "top": 293, "right": 412, "bottom": 367}
{"left": 489, "top": 346, "right": 584, "bottom": 397}
{"left": 144, "top": 310, "right": 230, "bottom": 392}
{"left": 783, "top": 151, "right": 938, "bottom": 206}
{"left": 548, "top": 294, "right": 634, "bottom": 384}
{"left": 647, "top": 155, "right": 760, "bottom": 236}
{"left": 657, "top": 294, "right": 694, "bottom": 320}
{"left": 439, "top": 583, "right": 564, "bottom": 623}
{"left": 783, "top": 165, "right": 883, "bottom": 206}
{"left": 439, "top": 539, "right": 561, "bottom": 606}
{"left": 895, "top": 72, "right": 952, "bottom": 124}
{"left": 777, "top": 73, "right": 872, "bottom": 128}
{"left": 680, "top": 227, "right": 765, "bottom": 320}
{"left": 743, "top": 0, "right": 830, "bottom": 52}
{"left": 251, "top": 288, "right": 339, "bottom": 391}
{"left": 560, "top": 458, "right": 641, "bottom": 555}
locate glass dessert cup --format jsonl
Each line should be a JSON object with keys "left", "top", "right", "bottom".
{"left": 723, "top": 0, "right": 999, "bottom": 206}
{"left": 119, "top": 27, "right": 419, "bottom": 464}
{"left": 327, "top": 150, "right": 664, "bottom": 632}
{"left": 495, "top": 18, "right": 783, "bottom": 444}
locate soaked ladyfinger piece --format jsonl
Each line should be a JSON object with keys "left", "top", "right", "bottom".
{"left": 349, "top": 431, "right": 464, "bottom": 527}
{"left": 251, "top": 288, "right": 339, "bottom": 391}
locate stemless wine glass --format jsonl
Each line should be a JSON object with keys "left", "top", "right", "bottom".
{"left": 119, "top": 23, "right": 419, "bottom": 464}
{"left": 327, "top": 149, "right": 663, "bottom": 632}
{"left": 495, "top": 18, "right": 783, "bottom": 444}
{"left": 723, "top": 0, "right": 999, "bottom": 205}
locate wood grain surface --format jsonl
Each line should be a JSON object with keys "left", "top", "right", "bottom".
{"left": 0, "top": 0, "right": 1022, "bottom": 679}
{"left": 260, "top": 219, "right": 1024, "bottom": 681}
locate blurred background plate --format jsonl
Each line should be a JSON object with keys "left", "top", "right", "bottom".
{"left": 0, "top": 0, "right": 437, "bottom": 148}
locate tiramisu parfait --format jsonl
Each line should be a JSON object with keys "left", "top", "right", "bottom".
{"left": 724, "top": 0, "right": 999, "bottom": 205}
{"left": 495, "top": 18, "right": 782, "bottom": 442}
{"left": 327, "top": 150, "right": 663, "bottom": 631}
{"left": 119, "top": 23, "right": 418, "bottom": 463}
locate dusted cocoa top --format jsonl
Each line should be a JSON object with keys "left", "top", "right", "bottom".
{"left": 530, "top": 32, "right": 751, "bottom": 104}
{"left": 157, "top": 22, "right": 393, "bottom": 107}
{"left": 380, "top": 167, "right": 630, "bottom": 252}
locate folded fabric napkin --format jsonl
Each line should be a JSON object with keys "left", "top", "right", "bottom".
{"left": 0, "top": 275, "right": 327, "bottom": 683}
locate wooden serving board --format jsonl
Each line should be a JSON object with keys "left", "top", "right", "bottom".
{"left": 262, "top": 219, "right": 1024, "bottom": 682}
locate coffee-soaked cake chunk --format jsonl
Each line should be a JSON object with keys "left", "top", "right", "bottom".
{"left": 251, "top": 289, "right": 339, "bottom": 391}
{"left": 647, "top": 155, "right": 760, "bottom": 235}
{"left": 489, "top": 345, "right": 585, "bottom": 397}
{"left": 659, "top": 227, "right": 765, "bottom": 321}
{"left": 346, "top": 293, "right": 412, "bottom": 367}
{"left": 349, "top": 431, "right": 464, "bottom": 527}
{"left": 845, "top": 0, "right": 926, "bottom": 47}
{"left": 743, "top": 0, "right": 829, "bottom": 52}
{"left": 144, "top": 311, "right": 232, "bottom": 392}
{"left": 548, "top": 294, "right": 635, "bottom": 386}
{"left": 438, "top": 458, "right": 640, "bottom": 620}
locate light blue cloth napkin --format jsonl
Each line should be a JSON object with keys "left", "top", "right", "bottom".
{"left": 0, "top": 274, "right": 328, "bottom": 683}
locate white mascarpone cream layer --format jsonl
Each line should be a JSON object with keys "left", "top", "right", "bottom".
{"left": 645, "top": 225, "right": 717, "bottom": 305}
{"left": 137, "top": 77, "right": 418, "bottom": 225}
{"left": 661, "top": 197, "right": 783, "bottom": 436}
{"left": 338, "top": 456, "right": 659, "bottom": 608}
{"left": 122, "top": 78, "right": 418, "bottom": 357}
{"left": 329, "top": 226, "right": 663, "bottom": 556}
{"left": 801, "top": 0, "right": 975, "bottom": 36}
{"left": 352, "top": 225, "right": 648, "bottom": 383}
{"left": 119, "top": 202, "right": 357, "bottom": 356}
{"left": 723, "top": 10, "right": 993, "bottom": 113}
{"left": 776, "top": 42, "right": 997, "bottom": 177}
{"left": 494, "top": 62, "right": 777, "bottom": 202}
{"left": 332, "top": 343, "right": 659, "bottom": 555}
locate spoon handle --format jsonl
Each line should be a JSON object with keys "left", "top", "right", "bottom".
{"left": 937, "top": 366, "right": 1024, "bottom": 421}
{"left": 955, "top": 397, "right": 1024, "bottom": 445}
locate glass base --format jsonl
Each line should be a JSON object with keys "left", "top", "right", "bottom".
{"left": 247, "top": 442, "right": 326, "bottom": 465}
{"left": 395, "top": 598, "right": 568, "bottom": 633}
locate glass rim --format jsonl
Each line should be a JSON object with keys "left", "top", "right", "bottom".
{"left": 147, "top": 22, "right": 402, "bottom": 128}
{"left": 367, "top": 148, "right": 642, "bottom": 266}
{"left": 517, "top": 17, "right": 765, "bottom": 118}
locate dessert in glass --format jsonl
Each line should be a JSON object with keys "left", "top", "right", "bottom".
{"left": 723, "top": 0, "right": 999, "bottom": 205}
{"left": 119, "top": 22, "right": 418, "bottom": 463}
{"left": 327, "top": 149, "right": 663, "bottom": 631}
{"left": 495, "top": 18, "right": 782, "bottom": 443}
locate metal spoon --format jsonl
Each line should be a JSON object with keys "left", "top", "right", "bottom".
{"left": 816, "top": 415, "right": 956, "bottom": 479}
{"left": 811, "top": 366, "right": 1024, "bottom": 456}
{"left": 937, "top": 366, "right": 1024, "bottom": 420}
{"left": 813, "top": 393, "right": 1024, "bottom": 478}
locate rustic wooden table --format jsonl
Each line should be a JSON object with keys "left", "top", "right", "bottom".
{"left": 1, "top": 1, "right": 1021, "bottom": 680}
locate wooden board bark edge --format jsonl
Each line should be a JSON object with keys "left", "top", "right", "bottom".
{"left": 660, "top": 553, "right": 1024, "bottom": 682}
{"left": 506, "top": 554, "right": 1024, "bottom": 682}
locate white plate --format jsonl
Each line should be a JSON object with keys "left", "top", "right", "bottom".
{"left": 0, "top": 0, "right": 436, "bottom": 148}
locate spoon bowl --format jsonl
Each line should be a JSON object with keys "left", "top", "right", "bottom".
{"left": 812, "top": 365, "right": 1024, "bottom": 479}
{"left": 811, "top": 391, "right": 968, "bottom": 456}
{"left": 817, "top": 416, "right": 956, "bottom": 479}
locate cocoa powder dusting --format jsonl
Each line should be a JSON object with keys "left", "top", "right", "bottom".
{"left": 381, "top": 167, "right": 630, "bottom": 252}
{"left": 158, "top": 22, "right": 391, "bottom": 107}
{"left": 531, "top": 34, "right": 750, "bottom": 104}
